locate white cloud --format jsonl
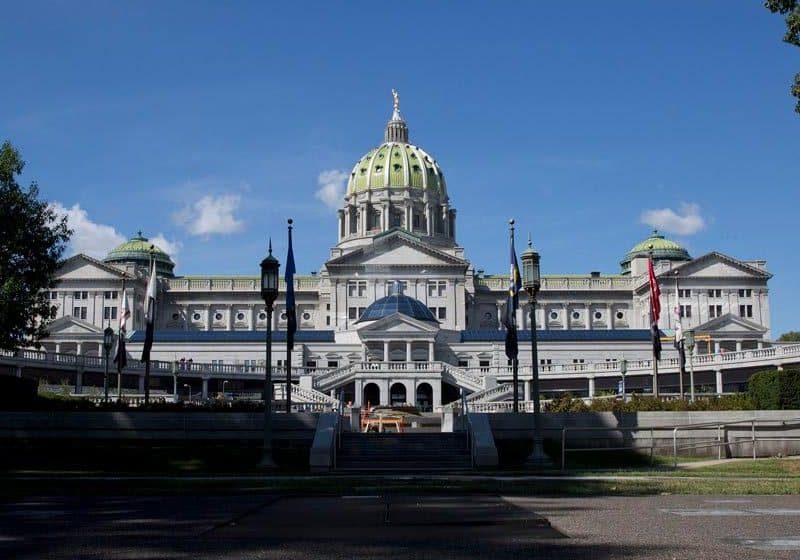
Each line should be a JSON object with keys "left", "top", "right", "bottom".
{"left": 50, "top": 202, "right": 125, "bottom": 258}
{"left": 315, "top": 169, "right": 348, "bottom": 210}
{"left": 640, "top": 203, "right": 705, "bottom": 235}
{"left": 150, "top": 234, "right": 182, "bottom": 260}
{"left": 174, "top": 194, "right": 244, "bottom": 236}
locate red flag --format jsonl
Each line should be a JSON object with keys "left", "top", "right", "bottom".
{"left": 648, "top": 256, "right": 661, "bottom": 321}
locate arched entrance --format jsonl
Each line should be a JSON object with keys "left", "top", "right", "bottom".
{"left": 363, "top": 383, "right": 380, "bottom": 409}
{"left": 416, "top": 382, "right": 433, "bottom": 412}
{"left": 390, "top": 382, "right": 407, "bottom": 406}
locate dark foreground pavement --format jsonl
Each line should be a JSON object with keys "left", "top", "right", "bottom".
{"left": 1, "top": 493, "right": 800, "bottom": 559}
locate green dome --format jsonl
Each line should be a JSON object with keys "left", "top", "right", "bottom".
{"left": 104, "top": 232, "right": 175, "bottom": 277}
{"left": 346, "top": 142, "right": 447, "bottom": 196}
{"left": 620, "top": 230, "right": 691, "bottom": 274}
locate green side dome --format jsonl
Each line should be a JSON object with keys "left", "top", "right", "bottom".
{"left": 346, "top": 142, "right": 447, "bottom": 196}
{"left": 104, "top": 232, "right": 175, "bottom": 277}
{"left": 620, "top": 230, "right": 691, "bottom": 274}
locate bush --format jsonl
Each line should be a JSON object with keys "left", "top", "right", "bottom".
{"left": 747, "top": 368, "right": 800, "bottom": 409}
{"left": 544, "top": 393, "right": 755, "bottom": 413}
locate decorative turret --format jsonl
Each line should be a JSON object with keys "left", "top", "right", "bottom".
{"left": 384, "top": 89, "right": 409, "bottom": 143}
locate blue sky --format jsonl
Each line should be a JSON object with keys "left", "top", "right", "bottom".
{"left": 1, "top": 2, "right": 797, "bottom": 335}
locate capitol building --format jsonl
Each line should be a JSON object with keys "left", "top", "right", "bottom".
{"left": 42, "top": 93, "right": 773, "bottom": 410}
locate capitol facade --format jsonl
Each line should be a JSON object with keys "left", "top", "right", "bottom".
{"left": 42, "top": 94, "right": 773, "bottom": 410}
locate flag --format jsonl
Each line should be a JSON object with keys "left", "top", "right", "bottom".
{"left": 504, "top": 231, "right": 522, "bottom": 360}
{"left": 140, "top": 261, "right": 157, "bottom": 362}
{"left": 673, "top": 276, "right": 686, "bottom": 374}
{"left": 648, "top": 255, "right": 662, "bottom": 360}
{"left": 113, "top": 282, "right": 130, "bottom": 372}
{"left": 285, "top": 223, "right": 297, "bottom": 350}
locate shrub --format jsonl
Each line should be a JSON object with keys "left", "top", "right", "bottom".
{"left": 747, "top": 369, "right": 800, "bottom": 409}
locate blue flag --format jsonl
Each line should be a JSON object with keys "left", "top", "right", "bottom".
{"left": 285, "top": 223, "right": 297, "bottom": 350}
{"left": 504, "top": 232, "right": 522, "bottom": 360}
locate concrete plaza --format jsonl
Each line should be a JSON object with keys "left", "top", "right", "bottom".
{"left": 1, "top": 492, "right": 800, "bottom": 559}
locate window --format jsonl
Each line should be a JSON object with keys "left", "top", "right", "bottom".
{"left": 738, "top": 289, "right": 752, "bottom": 298}
{"left": 327, "top": 360, "right": 339, "bottom": 368}
{"left": 549, "top": 311, "right": 558, "bottom": 320}
{"left": 326, "top": 303, "right": 331, "bottom": 311}
{"left": 258, "top": 312, "right": 266, "bottom": 320}
{"left": 326, "top": 316, "right": 331, "bottom": 326}
{"left": 680, "top": 305, "right": 692, "bottom": 318}
{"left": 73, "top": 291, "right": 88, "bottom": 300}
{"left": 49, "top": 291, "right": 58, "bottom": 299}
{"left": 103, "top": 291, "right": 117, "bottom": 300}
{"left": 707, "top": 289, "right": 722, "bottom": 298}
{"left": 571, "top": 311, "right": 580, "bottom": 320}
{"left": 214, "top": 312, "right": 223, "bottom": 321}
{"left": 479, "top": 360, "right": 491, "bottom": 371}
{"left": 540, "top": 358, "right": 552, "bottom": 365}
{"left": 348, "top": 280, "right": 367, "bottom": 297}
{"left": 438, "top": 307, "right": 446, "bottom": 320}
{"left": 387, "top": 280, "right": 408, "bottom": 296}
{"left": 302, "top": 312, "right": 311, "bottom": 320}
{"left": 709, "top": 304, "right": 723, "bottom": 318}
{"left": 427, "top": 280, "right": 446, "bottom": 298}
{"left": 236, "top": 312, "right": 245, "bottom": 320}
{"left": 739, "top": 304, "right": 753, "bottom": 318}
{"left": 305, "top": 360, "right": 317, "bottom": 368}
{"left": 678, "top": 289, "right": 691, "bottom": 298}
{"left": 458, "top": 359, "right": 469, "bottom": 368}
{"left": 572, "top": 358, "right": 585, "bottom": 364}
{"left": 103, "top": 306, "right": 117, "bottom": 320}
{"left": 616, "top": 311, "right": 624, "bottom": 320}
{"left": 73, "top": 306, "right": 87, "bottom": 320}
{"left": 594, "top": 311, "right": 602, "bottom": 320}
{"left": 193, "top": 312, "right": 202, "bottom": 321}
{"left": 243, "top": 359, "right": 257, "bottom": 372}
{"left": 348, "top": 307, "right": 366, "bottom": 320}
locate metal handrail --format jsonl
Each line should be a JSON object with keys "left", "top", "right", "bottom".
{"left": 559, "top": 417, "right": 800, "bottom": 471}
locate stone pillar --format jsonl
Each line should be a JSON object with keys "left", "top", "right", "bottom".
{"left": 383, "top": 201, "right": 389, "bottom": 231}
{"left": 607, "top": 304, "right": 613, "bottom": 329}
{"left": 380, "top": 380, "right": 390, "bottom": 406}
{"left": 406, "top": 341, "right": 412, "bottom": 362}
{"left": 205, "top": 305, "right": 211, "bottom": 331}
{"left": 524, "top": 380, "right": 531, "bottom": 401}
{"left": 337, "top": 210, "right": 344, "bottom": 241}
{"left": 76, "top": 342, "right": 83, "bottom": 355}
{"left": 757, "top": 341, "right": 763, "bottom": 349}
{"left": 714, "top": 341, "right": 720, "bottom": 354}
{"left": 442, "top": 205, "right": 449, "bottom": 237}
{"left": 354, "top": 379, "right": 363, "bottom": 407}
{"left": 138, "top": 374, "right": 145, "bottom": 392}
{"left": 432, "top": 380, "right": 442, "bottom": 411}
{"left": 75, "top": 370, "right": 83, "bottom": 394}
{"left": 383, "top": 341, "right": 389, "bottom": 362}
{"left": 428, "top": 341, "right": 435, "bottom": 362}
{"left": 55, "top": 343, "right": 61, "bottom": 354}
{"left": 735, "top": 341, "right": 742, "bottom": 352}
{"left": 183, "top": 306, "right": 190, "bottom": 331}
{"left": 563, "top": 303, "right": 569, "bottom": 330}
{"left": 715, "top": 370, "right": 723, "bottom": 396}
{"left": 97, "top": 342, "right": 103, "bottom": 356}
{"left": 496, "top": 303, "right": 503, "bottom": 330}
{"left": 585, "top": 301, "right": 591, "bottom": 329}
{"left": 202, "top": 377, "right": 209, "bottom": 399}
{"left": 588, "top": 376, "right": 595, "bottom": 399}
{"left": 227, "top": 307, "right": 233, "bottom": 331}
{"left": 344, "top": 207, "right": 351, "bottom": 236}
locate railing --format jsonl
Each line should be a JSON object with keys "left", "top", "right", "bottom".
{"left": 441, "top": 363, "right": 485, "bottom": 392}
{"left": 466, "top": 382, "right": 513, "bottom": 403}
{"left": 559, "top": 417, "right": 800, "bottom": 471}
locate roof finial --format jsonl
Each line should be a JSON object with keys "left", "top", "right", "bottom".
{"left": 385, "top": 89, "right": 409, "bottom": 143}
{"left": 527, "top": 233, "right": 532, "bottom": 249}
{"left": 137, "top": 230, "right": 143, "bottom": 238}
{"left": 391, "top": 88, "right": 401, "bottom": 120}
{"left": 268, "top": 237, "right": 273, "bottom": 256}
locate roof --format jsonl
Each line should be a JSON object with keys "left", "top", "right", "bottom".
{"left": 104, "top": 232, "right": 176, "bottom": 277}
{"left": 460, "top": 329, "right": 655, "bottom": 342}
{"left": 620, "top": 230, "right": 691, "bottom": 273}
{"left": 127, "top": 330, "right": 336, "bottom": 343}
{"left": 357, "top": 294, "right": 438, "bottom": 323}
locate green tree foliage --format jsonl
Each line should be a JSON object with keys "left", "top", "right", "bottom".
{"left": 747, "top": 368, "right": 800, "bottom": 409}
{"left": 765, "top": 0, "right": 800, "bottom": 114}
{"left": 0, "top": 141, "right": 71, "bottom": 350}
{"left": 778, "top": 331, "right": 800, "bottom": 342}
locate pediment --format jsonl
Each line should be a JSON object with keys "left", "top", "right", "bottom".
{"left": 326, "top": 231, "right": 467, "bottom": 269}
{"left": 694, "top": 313, "right": 767, "bottom": 335}
{"left": 357, "top": 312, "right": 440, "bottom": 336}
{"left": 57, "top": 254, "right": 130, "bottom": 281}
{"left": 669, "top": 252, "right": 771, "bottom": 280}
{"left": 45, "top": 316, "right": 104, "bottom": 335}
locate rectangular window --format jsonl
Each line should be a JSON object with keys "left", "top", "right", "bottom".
{"left": 50, "top": 291, "right": 58, "bottom": 299}
{"left": 103, "top": 291, "right": 117, "bottom": 300}
{"left": 326, "top": 316, "right": 330, "bottom": 326}
{"left": 540, "top": 359, "right": 552, "bottom": 365}
{"left": 326, "top": 303, "right": 331, "bottom": 311}
{"left": 738, "top": 289, "right": 752, "bottom": 298}
{"left": 73, "top": 306, "right": 87, "bottom": 320}
{"left": 348, "top": 280, "right": 367, "bottom": 297}
{"left": 427, "top": 280, "right": 446, "bottom": 298}
{"left": 479, "top": 360, "right": 491, "bottom": 371}
{"left": 739, "top": 304, "right": 753, "bottom": 318}
{"left": 73, "top": 291, "right": 88, "bottom": 300}
{"left": 678, "top": 289, "right": 691, "bottom": 298}
{"left": 305, "top": 360, "right": 317, "bottom": 368}
{"left": 707, "top": 289, "right": 722, "bottom": 298}
{"left": 103, "top": 306, "right": 118, "bottom": 320}
{"left": 680, "top": 304, "right": 692, "bottom": 318}
{"left": 572, "top": 358, "right": 585, "bottom": 364}
{"left": 457, "top": 359, "right": 469, "bottom": 368}
{"left": 348, "top": 307, "right": 365, "bottom": 321}
{"left": 709, "top": 304, "right": 723, "bottom": 318}
{"left": 437, "top": 307, "right": 446, "bottom": 320}
{"left": 387, "top": 280, "right": 408, "bottom": 296}
{"left": 327, "top": 360, "right": 339, "bottom": 368}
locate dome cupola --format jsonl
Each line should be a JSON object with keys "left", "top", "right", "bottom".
{"left": 104, "top": 231, "right": 176, "bottom": 277}
{"left": 357, "top": 293, "right": 438, "bottom": 323}
{"left": 620, "top": 230, "right": 691, "bottom": 275}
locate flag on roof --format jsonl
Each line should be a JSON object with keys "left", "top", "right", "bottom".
{"left": 504, "top": 229, "right": 522, "bottom": 360}
{"left": 140, "top": 261, "right": 157, "bottom": 363}
{"left": 113, "top": 281, "right": 130, "bottom": 372}
{"left": 648, "top": 255, "right": 662, "bottom": 360}
{"left": 285, "top": 222, "right": 297, "bottom": 350}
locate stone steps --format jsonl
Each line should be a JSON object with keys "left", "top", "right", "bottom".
{"left": 335, "top": 432, "right": 473, "bottom": 472}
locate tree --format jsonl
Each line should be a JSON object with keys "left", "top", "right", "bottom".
{"left": 765, "top": 0, "right": 800, "bottom": 115}
{"left": 778, "top": 331, "right": 800, "bottom": 342}
{"left": 0, "top": 141, "right": 71, "bottom": 351}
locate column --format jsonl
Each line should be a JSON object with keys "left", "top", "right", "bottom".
{"left": 138, "top": 374, "right": 145, "bottom": 392}
{"left": 432, "top": 380, "right": 442, "bottom": 411}
{"left": 607, "top": 304, "right": 613, "bottom": 329}
{"left": 715, "top": 370, "right": 723, "bottom": 396}
{"left": 588, "top": 376, "right": 595, "bottom": 399}
{"left": 442, "top": 205, "right": 449, "bottom": 237}
{"left": 75, "top": 371, "right": 83, "bottom": 394}
{"left": 524, "top": 380, "right": 531, "bottom": 401}
{"left": 426, "top": 204, "right": 433, "bottom": 235}
{"left": 380, "top": 380, "right": 390, "bottom": 406}
{"left": 496, "top": 303, "right": 503, "bottom": 330}
{"left": 337, "top": 210, "right": 344, "bottom": 240}
{"left": 383, "top": 202, "right": 389, "bottom": 231}
{"left": 183, "top": 306, "right": 190, "bottom": 331}
{"left": 97, "top": 343, "right": 103, "bottom": 356}
{"left": 585, "top": 301, "right": 591, "bottom": 329}
{"left": 361, "top": 203, "right": 368, "bottom": 233}
{"left": 55, "top": 343, "right": 61, "bottom": 354}
{"left": 205, "top": 305, "right": 211, "bottom": 331}
{"left": 249, "top": 305, "right": 256, "bottom": 330}
{"left": 735, "top": 341, "right": 742, "bottom": 352}
{"left": 406, "top": 342, "right": 412, "bottom": 362}
{"left": 202, "top": 377, "right": 209, "bottom": 399}
{"left": 428, "top": 341, "right": 435, "bottom": 362}
{"left": 344, "top": 207, "right": 351, "bottom": 236}
{"left": 757, "top": 341, "right": 763, "bottom": 349}
{"left": 563, "top": 303, "right": 569, "bottom": 329}
{"left": 354, "top": 379, "right": 363, "bottom": 407}
{"left": 383, "top": 341, "right": 389, "bottom": 362}
{"left": 76, "top": 342, "right": 83, "bottom": 356}
{"left": 714, "top": 341, "right": 720, "bottom": 354}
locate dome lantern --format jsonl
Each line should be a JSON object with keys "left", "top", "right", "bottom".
{"left": 104, "top": 231, "right": 176, "bottom": 277}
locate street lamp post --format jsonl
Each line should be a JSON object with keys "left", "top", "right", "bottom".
{"left": 182, "top": 383, "right": 191, "bottom": 403}
{"left": 521, "top": 236, "right": 549, "bottom": 466}
{"left": 685, "top": 329, "right": 696, "bottom": 403}
{"left": 259, "top": 239, "right": 280, "bottom": 469}
{"left": 102, "top": 324, "right": 114, "bottom": 403}
{"left": 222, "top": 380, "right": 229, "bottom": 399}
{"left": 171, "top": 360, "right": 178, "bottom": 402}
{"left": 620, "top": 358, "right": 628, "bottom": 401}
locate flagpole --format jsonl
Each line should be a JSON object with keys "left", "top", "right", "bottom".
{"left": 510, "top": 221, "right": 519, "bottom": 414}
{"left": 117, "top": 279, "right": 125, "bottom": 400}
{"left": 285, "top": 218, "right": 294, "bottom": 414}
{"left": 144, "top": 256, "right": 152, "bottom": 406}
{"left": 675, "top": 271, "right": 683, "bottom": 399}
{"left": 649, "top": 248, "right": 659, "bottom": 398}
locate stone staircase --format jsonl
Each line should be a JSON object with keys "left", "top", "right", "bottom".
{"left": 335, "top": 432, "right": 473, "bottom": 472}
